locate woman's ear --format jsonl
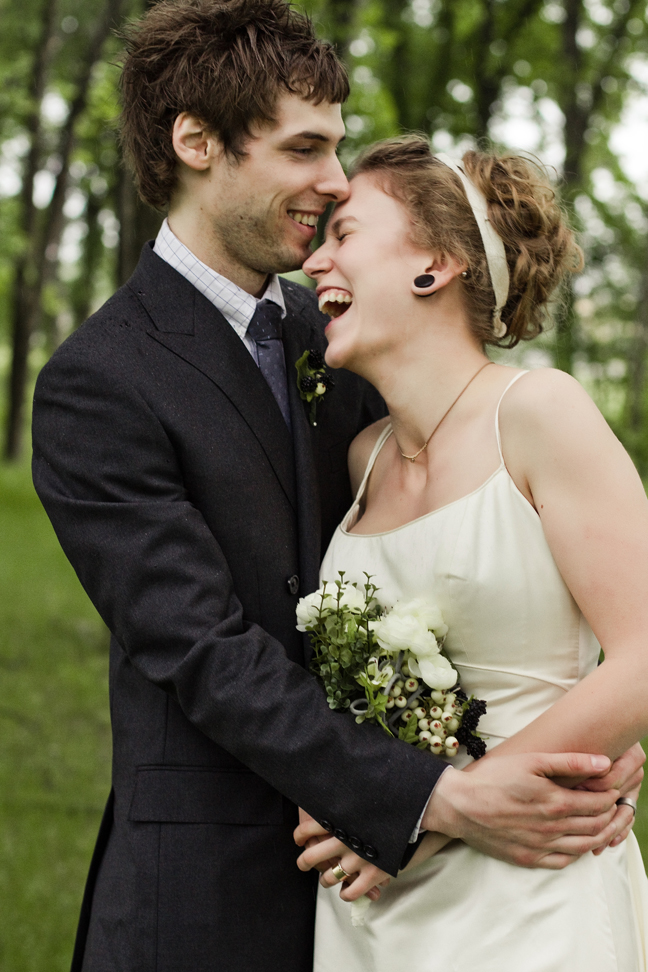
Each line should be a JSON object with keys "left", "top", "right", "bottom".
{"left": 410, "top": 254, "right": 466, "bottom": 298}
{"left": 172, "top": 113, "right": 217, "bottom": 171}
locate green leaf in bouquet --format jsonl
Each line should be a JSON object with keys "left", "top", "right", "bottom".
{"left": 339, "top": 648, "right": 353, "bottom": 668}
{"left": 398, "top": 716, "right": 419, "bottom": 745}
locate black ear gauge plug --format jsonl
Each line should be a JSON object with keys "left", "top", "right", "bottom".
{"left": 412, "top": 274, "right": 436, "bottom": 296}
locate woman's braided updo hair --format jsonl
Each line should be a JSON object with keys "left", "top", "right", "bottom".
{"left": 349, "top": 135, "right": 583, "bottom": 348}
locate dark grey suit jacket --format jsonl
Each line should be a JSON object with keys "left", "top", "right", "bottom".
{"left": 32, "top": 244, "right": 446, "bottom": 972}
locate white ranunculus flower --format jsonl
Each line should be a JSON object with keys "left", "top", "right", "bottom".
{"left": 296, "top": 582, "right": 367, "bottom": 631}
{"left": 295, "top": 588, "right": 336, "bottom": 631}
{"left": 373, "top": 612, "right": 438, "bottom": 657}
{"left": 391, "top": 598, "right": 448, "bottom": 639}
{"left": 408, "top": 652, "right": 457, "bottom": 690}
{"left": 337, "top": 584, "right": 368, "bottom": 614}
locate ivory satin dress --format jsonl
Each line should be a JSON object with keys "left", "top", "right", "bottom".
{"left": 314, "top": 372, "right": 648, "bottom": 972}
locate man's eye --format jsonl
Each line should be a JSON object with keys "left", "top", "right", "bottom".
{"left": 292, "top": 147, "right": 314, "bottom": 156}
{"left": 336, "top": 233, "right": 348, "bottom": 242}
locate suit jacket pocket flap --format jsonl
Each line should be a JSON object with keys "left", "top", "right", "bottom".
{"left": 128, "top": 766, "right": 285, "bottom": 825}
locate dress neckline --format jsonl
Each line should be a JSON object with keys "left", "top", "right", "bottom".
{"left": 341, "top": 369, "right": 530, "bottom": 539}
{"left": 341, "top": 463, "right": 509, "bottom": 538}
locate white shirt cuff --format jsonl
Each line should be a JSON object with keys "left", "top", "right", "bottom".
{"left": 408, "top": 765, "right": 454, "bottom": 842}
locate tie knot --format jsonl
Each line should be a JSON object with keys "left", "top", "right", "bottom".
{"left": 247, "top": 300, "right": 283, "bottom": 343}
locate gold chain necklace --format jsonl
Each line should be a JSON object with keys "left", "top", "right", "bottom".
{"left": 399, "top": 361, "right": 494, "bottom": 463}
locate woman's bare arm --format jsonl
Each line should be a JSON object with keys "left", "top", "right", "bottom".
{"left": 491, "top": 368, "right": 648, "bottom": 760}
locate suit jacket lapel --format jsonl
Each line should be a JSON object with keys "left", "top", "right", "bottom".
{"left": 129, "top": 246, "right": 297, "bottom": 512}
{"left": 281, "top": 282, "right": 322, "bottom": 608}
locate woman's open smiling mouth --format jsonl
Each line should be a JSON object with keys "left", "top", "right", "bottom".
{"left": 317, "top": 288, "right": 353, "bottom": 318}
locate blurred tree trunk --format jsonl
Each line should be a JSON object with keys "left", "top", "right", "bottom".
{"left": 116, "top": 168, "right": 163, "bottom": 285}
{"left": 554, "top": 0, "right": 642, "bottom": 374}
{"left": 323, "top": 0, "right": 359, "bottom": 62}
{"left": 70, "top": 192, "right": 103, "bottom": 328}
{"left": 380, "top": 0, "right": 410, "bottom": 129}
{"left": 552, "top": 0, "right": 585, "bottom": 374}
{"left": 627, "top": 244, "right": 648, "bottom": 473}
{"left": 4, "top": 0, "right": 58, "bottom": 461}
{"left": 473, "top": 0, "right": 544, "bottom": 137}
{"left": 473, "top": 0, "right": 499, "bottom": 138}
{"left": 4, "top": 0, "right": 125, "bottom": 460}
{"left": 411, "top": 3, "right": 457, "bottom": 136}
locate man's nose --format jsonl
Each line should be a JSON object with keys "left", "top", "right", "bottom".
{"left": 316, "top": 153, "right": 349, "bottom": 203}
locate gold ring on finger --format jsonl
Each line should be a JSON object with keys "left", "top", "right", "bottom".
{"left": 331, "top": 863, "right": 351, "bottom": 883}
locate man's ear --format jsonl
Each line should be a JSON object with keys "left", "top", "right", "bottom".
{"left": 172, "top": 113, "right": 219, "bottom": 171}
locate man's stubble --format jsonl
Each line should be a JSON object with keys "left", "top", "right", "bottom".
{"left": 215, "top": 201, "right": 307, "bottom": 279}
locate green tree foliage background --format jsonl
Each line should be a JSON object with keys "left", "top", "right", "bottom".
{"left": 1, "top": 0, "right": 648, "bottom": 464}
{"left": 1, "top": 1, "right": 648, "bottom": 968}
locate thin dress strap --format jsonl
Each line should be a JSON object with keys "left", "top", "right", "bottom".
{"left": 352, "top": 423, "right": 393, "bottom": 508}
{"left": 495, "top": 370, "right": 529, "bottom": 464}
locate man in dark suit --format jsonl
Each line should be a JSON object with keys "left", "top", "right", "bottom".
{"left": 31, "top": 2, "right": 643, "bottom": 970}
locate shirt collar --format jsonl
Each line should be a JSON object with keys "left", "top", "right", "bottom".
{"left": 153, "top": 218, "right": 287, "bottom": 340}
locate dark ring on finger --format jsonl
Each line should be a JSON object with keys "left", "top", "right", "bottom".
{"left": 616, "top": 797, "right": 637, "bottom": 817}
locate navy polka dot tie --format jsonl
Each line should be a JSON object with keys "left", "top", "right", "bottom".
{"left": 247, "top": 299, "right": 292, "bottom": 431}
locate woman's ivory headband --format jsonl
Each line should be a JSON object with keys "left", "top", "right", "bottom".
{"left": 434, "top": 153, "right": 510, "bottom": 339}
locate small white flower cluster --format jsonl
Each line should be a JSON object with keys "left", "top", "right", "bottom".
{"left": 371, "top": 598, "right": 457, "bottom": 691}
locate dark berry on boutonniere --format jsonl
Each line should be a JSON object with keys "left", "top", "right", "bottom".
{"left": 299, "top": 375, "right": 318, "bottom": 393}
{"left": 320, "top": 372, "right": 335, "bottom": 390}
{"left": 295, "top": 349, "right": 334, "bottom": 426}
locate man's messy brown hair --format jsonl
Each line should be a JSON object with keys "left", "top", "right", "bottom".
{"left": 119, "top": 0, "right": 349, "bottom": 209}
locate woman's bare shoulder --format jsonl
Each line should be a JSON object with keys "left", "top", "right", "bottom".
{"left": 499, "top": 367, "right": 606, "bottom": 438}
{"left": 348, "top": 417, "right": 391, "bottom": 496}
{"left": 498, "top": 367, "right": 633, "bottom": 486}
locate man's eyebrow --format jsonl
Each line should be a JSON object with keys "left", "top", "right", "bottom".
{"left": 286, "top": 131, "right": 346, "bottom": 144}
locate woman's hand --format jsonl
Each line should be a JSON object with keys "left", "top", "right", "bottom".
{"left": 576, "top": 743, "right": 645, "bottom": 853}
{"left": 295, "top": 811, "right": 391, "bottom": 901}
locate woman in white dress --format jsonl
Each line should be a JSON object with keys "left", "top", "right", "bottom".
{"left": 296, "top": 137, "right": 648, "bottom": 971}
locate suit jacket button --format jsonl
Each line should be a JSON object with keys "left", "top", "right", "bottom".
{"left": 320, "top": 820, "right": 333, "bottom": 833}
{"left": 348, "top": 835, "right": 362, "bottom": 852}
{"left": 363, "top": 844, "right": 378, "bottom": 860}
{"left": 334, "top": 828, "right": 348, "bottom": 842}
{"left": 287, "top": 574, "right": 300, "bottom": 595}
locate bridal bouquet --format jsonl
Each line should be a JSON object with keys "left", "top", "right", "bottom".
{"left": 296, "top": 573, "right": 486, "bottom": 760}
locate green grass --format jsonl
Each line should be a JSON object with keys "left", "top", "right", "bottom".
{"left": 1, "top": 454, "right": 647, "bottom": 971}
{"left": 0, "top": 458, "right": 110, "bottom": 972}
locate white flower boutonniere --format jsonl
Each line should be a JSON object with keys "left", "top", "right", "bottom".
{"left": 295, "top": 349, "right": 334, "bottom": 426}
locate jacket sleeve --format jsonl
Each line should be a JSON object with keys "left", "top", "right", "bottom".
{"left": 32, "top": 344, "right": 446, "bottom": 876}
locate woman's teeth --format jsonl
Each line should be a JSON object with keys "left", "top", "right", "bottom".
{"left": 288, "top": 211, "right": 319, "bottom": 227}
{"left": 318, "top": 290, "right": 353, "bottom": 318}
